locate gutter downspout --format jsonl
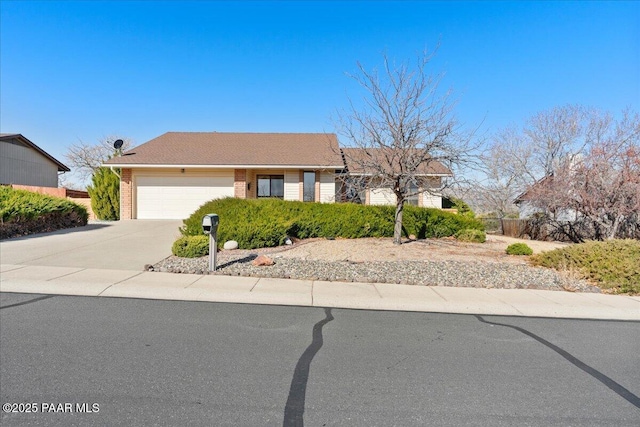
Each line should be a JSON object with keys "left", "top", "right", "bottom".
{"left": 109, "top": 166, "right": 121, "bottom": 179}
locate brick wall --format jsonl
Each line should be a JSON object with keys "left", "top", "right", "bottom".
{"left": 69, "top": 198, "right": 96, "bottom": 220}
{"left": 120, "top": 169, "right": 132, "bottom": 219}
{"left": 234, "top": 169, "right": 247, "bottom": 198}
{"left": 10, "top": 184, "right": 67, "bottom": 198}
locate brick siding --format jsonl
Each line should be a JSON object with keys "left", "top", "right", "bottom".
{"left": 234, "top": 169, "right": 247, "bottom": 199}
{"left": 120, "top": 169, "right": 132, "bottom": 219}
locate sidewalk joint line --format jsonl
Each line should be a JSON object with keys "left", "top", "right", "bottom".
{"left": 372, "top": 284, "right": 383, "bottom": 299}
{"left": 430, "top": 287, "right": 447, "bottom": 302}
{"left": 45, "top": 268, "right": 86, "bottom": 281}
{"left": 187, "top": 276, "right": 205, "bottom": 288}
{"left": 0, "top": 265, "right": 28, "bottom": 273}
{"left": 184, "top": 276, "right": 202, "bottom": 289}
{"left": 97, "top": 271, "right": 144, "bottom": 296}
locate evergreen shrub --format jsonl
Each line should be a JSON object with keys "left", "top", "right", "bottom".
{"left": 172, "top": 235, "right": 210, "bottom": 258}
{"left": 455, "top": 229, "right": 486, "bottom": 243}
{"left": 0, "top": 186, "right": 88, "bottom": 239}
{"left": 178, "top": 198, "right": 484, "bottom": 250}
{"left": 531, "top": 239, "right": 640, "bottom": 294}
{"left": 505, "top": 243, "right": 533, "bottom": 256}
{"left": 87, "top": 167, "right": 120, "bottom": 220}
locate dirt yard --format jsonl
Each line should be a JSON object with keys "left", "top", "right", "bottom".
{"left": 272, "top": 234, "right": 569, "bottom": 264}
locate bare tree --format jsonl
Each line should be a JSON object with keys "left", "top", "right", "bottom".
{"left": 474, "top": 105, "right": 591, "bottom": 217}
{"left": 527, "top": 109, "right": 640, "bottom": 240}
{"left": 65, "top": 136, "right": 132, "bottom": 188}
{"left": 335, "top": 50, "right": 478, "bottom": 244}
{"left": 472, "top": 130, "right": 533, "bottom": 216}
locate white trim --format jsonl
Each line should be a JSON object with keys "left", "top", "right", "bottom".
{"left": 104, "top": 163, "right": 344, "bottom": 169}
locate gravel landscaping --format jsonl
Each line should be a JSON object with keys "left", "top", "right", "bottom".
{"left": 152, "top": 238, "right": 600, "bottom": 293}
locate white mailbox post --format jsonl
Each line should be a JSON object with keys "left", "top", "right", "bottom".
{"left": 202, "top": 214, "right": 220, "bottom": 272}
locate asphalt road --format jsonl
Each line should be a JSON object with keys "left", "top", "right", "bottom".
{"left": 1, "top": 293, "right": 639, "bottom": 426}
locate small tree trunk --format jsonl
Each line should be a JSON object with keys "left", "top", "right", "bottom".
{"left": 608, "top": 214, "right": 623, "bottom": 240}
{"left": 393, "top": 199, "right": 404, "bottom": 245}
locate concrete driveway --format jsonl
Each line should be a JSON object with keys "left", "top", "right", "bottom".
{"left": 0, "top": 220, "right": 182, "bottom": 271}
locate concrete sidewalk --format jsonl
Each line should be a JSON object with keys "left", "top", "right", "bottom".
{"left": 1, "top": 263, "right": 639, "bottom": 320}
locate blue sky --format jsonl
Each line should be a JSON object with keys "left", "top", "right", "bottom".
{"left": 1, "top": 1, "right": 638, "bottom": 186}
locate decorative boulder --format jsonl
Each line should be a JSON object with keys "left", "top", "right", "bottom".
{"left": 223, "top": 240, "right": 239, "bottom": 250}
{"left": 252, "top": 255, "right": 274, "bottom": 266}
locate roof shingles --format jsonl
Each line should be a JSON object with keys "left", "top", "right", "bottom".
{"left": 104, "top": 132, "right": 344, "bottom": 167}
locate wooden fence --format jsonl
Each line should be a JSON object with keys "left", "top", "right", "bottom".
{"left": 479, "top": 218, "right": 530, "bottom": 238}
{"left": 500, "top": 219, "right": 529, "bottom": 238}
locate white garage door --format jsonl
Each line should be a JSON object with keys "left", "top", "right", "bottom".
{"left": 136, "top": 175, "right": 234, "bottom": 219}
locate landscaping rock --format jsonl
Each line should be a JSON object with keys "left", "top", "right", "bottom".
{"left": 152, "top": 238, "right": 600, "bottom": 293}
{"left": 252, "top": 255, "right": 274, "bottom": 266}
{"left": 223, "top": 240, "right": 239, "bottom": 250}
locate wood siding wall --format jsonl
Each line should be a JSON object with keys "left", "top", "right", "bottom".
{"left": 0, "top": 141, "right": 59, "bottom": 187}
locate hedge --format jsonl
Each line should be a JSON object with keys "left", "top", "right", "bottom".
{"left": 0, "top": 186, "right": 88, "bottom": 239}
{"left": 179, "top": 197, "right": 484, "bottom": 250}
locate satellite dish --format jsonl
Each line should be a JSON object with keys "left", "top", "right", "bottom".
{"left": 114, "top": 139, "right": 124, "bottom": 149}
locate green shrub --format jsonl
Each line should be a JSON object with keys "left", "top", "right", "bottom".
{"left": 531, "top": 240, "right": 640, "bottom": 294}
{"left": 402, "top": 205, "right": 484, "bottom": 239}
{"left": 172, "top": 235, "right": 210, "bottom": 258}
{"left": 0, "top": 186, "right": 87, "bottom": 222}
{"left": 506, "top": 243, "right": 533, "bottom": 256}
{"left": 455, "top": 229, "right": 486, "bottom": 243}
{"left": 177, "top": 198, "right": 485, "bottom": 250}
{"left": 0, "top": 186, "right": 88, "bottom": 239}
{"left": 87, "top": 167, "right": 119, "bottom": 220}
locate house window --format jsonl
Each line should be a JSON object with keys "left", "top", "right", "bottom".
{"left": 303, "top": 171, "right": 316, "bottom": 202}
{"left": 257, "top": 175, "right": 284, "bottom": 198}
{"left": 406, "top": 183, "right": 419, "bottom": 206}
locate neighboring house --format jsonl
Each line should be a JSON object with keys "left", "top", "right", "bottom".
{"left": 104, "top": 132, "right": 344, "bottom": 219}
{"left": 514, "top": 176, "right": 579, "bottom": 221}
{"left": 339, "top": 148, "right": 452, "bottom": 208}
{"left": 0, "top": 133, "right": 70, "bottom": 188}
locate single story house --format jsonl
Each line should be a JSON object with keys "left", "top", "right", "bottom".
{"left": 339, "top": 147, "right": 452, "bottom": 208}
{"left": 0, "top": 133, "right": 70, "bottom": 188}
{"left": 104, "top": 132, "right": 344, "bottom": 219}
{"left": 514, "top": 176, "right": 578, "bottom": 221}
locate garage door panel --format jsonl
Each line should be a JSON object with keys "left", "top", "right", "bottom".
{"left": 136, "top": 175, "right": 234, "bottom": 219}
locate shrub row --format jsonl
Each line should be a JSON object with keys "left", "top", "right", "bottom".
{"left": 0, "top": 186, "right": 88, "bottom": 239}
{"left": 530, "top": 239, "right": 640, "bottom": 294}
{"left": 179, "top": 197, "right": 484, "bottom": 251}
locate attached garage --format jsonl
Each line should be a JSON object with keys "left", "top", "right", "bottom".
{"left": 103, "top": 132, "right": 347, "bottom": 220}
{"left": 135, "top": 173, "right": 234, "bottom": 219}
